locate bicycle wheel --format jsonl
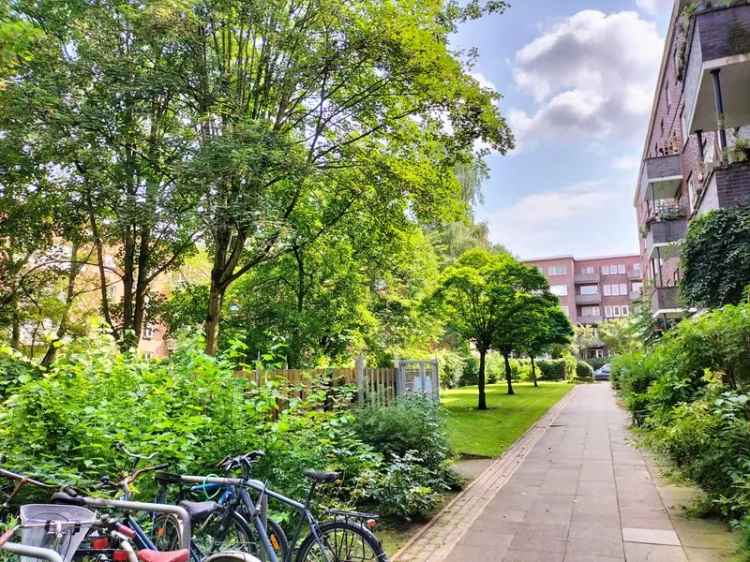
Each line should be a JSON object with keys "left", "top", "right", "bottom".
{"left": 295, "top": 520, "right": 386, "bottom": 562}
{"left": 154, "top": 511, "right": 288, "bottom": 562}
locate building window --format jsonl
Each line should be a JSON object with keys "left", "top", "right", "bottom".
{"left": 632, "top": 263, "right": 641, "bottom": 274}
{"left": 548, "top": 265, "right": 567, "bottom": 276}
{"left": 550, "top": 284, "right": 568, "bottom": 296}
{"left": 602, "top": 264, "right": 626, "bottom": 276}
{"left": 603, "top": 284, "right": 627, "bottom": 296}
{"left": 143, "top": 323, "right": 155, "bottom": 340}
{"left": 631, "top": 282, "right": 643, "bottom": 295}
{"left": 582, "top": 266, "right": 595, "bottom": 274}
{"left": 581, "top": 306, "right": 600, "bottom": 317}
{"left": 580, "top": 285, "right": 598, "bottom": 295}
{"left": 622, "top": 305, "right": 630, "bottom": 316}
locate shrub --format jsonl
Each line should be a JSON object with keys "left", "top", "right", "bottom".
{"left": 0, "top": 333, "right": 452, "bottom": 522}
{"left": 613, "top": 303, "right": 750, "bottom": 552}
{"left": 537, "top": 358, "right": 566, "bottom": 380}
{"left": 0, "top": 344, "right": 42, "bottom": 401}
{"left": 438, "top": 351, "right": 465, "bottom": 388}
{"left": 572, "top": 360, "right": 593, "bottom": 382}
{"left": 458, "top": 356, "right": 479, "bottom": 386}
{"left": 587, "top": 357, "right": 608, "bottom": 370}
{"left": 353, "top": 396, "right": 452, "bottom": 469}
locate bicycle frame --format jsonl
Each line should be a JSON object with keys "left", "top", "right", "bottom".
{"left": 178, "top": 475, "right": 333, "bottom": 562}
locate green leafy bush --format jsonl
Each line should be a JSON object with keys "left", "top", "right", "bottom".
{"left": 537, "top": 358, "right": 566, "bottom": 380}
{"left": 613, "top": 303, "right": 750, "bottom": 553}
{"left": 0, "top": 344, "right": 42, "bottom": 400}
{"left": 573, "top": 360, "right": 593, "bottom": 382}
{"left": 0, "top": 333, "right": 452, "bottom": 522}
{"left": 458, "top": 356, "right": 479, "bottom": 386}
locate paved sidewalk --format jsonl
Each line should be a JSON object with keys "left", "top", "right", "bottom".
{"left": 394, "top": 383, "right": 738, "bottom": 562}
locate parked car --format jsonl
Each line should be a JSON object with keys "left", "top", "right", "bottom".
{"left": 594, "top": 363, "right": 611, "bottom": 381}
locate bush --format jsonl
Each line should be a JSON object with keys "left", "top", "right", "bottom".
{"left": 573, "top": 360, "right": 593, "bottom": 382}
{"left": 458, "top": 356, "right": 479, "bottom": 386}
{"left": 0, "top": 344, "right": 42, "bottom": 401}
{"left": 0, "top": 333, "right": 451, "bottom": 522}
{"left": 587, "top": 357, "right": 608, "bottom": 370}
{"left": 613, "top": 302, "right": 750, "bottom": 552}
{"left": 438, "top": 350, "right": 465, "bottom": 389}
{"left": 537, "top": 358, "right": 566, "bottom": 380}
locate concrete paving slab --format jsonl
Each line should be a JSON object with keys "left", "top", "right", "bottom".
{"left": 622, "top": 527, "right": 681, "bottom": 546}
{"left": 393, "top": 384, "right": 739, "bottom": 562}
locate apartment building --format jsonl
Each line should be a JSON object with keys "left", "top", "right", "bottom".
{"left": 523, "top": 255, "right": 644, "bottom": 327}
{"left": 635, "top": 0, "right": 750, "bottom": 322}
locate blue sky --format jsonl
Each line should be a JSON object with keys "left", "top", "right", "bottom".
{"left": 453, "top": 0, "right": 673, "bottom": 259}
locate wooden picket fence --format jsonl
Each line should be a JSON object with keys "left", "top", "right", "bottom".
{"left": 239, "top": 357, "right": 438, "bottom": 412}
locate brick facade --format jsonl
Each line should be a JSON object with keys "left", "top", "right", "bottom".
{"left": 523, "top": 255, "right": 643, "bottom": 327}
{"left": 635, "top": 1, "right": 750, "bottom": 319}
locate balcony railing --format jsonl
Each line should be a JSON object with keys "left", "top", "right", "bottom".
{"left": 627, "top": 269, "right": 642, "bottom": 281}
{"left": 651, "top": 286, "right": 680, "bottom": 312}
{"left": 646, "top": 201, "right": 687, "bottom": 224}
{"left": 575, "top": 293, "right": 601, "bottom": 305}
{"left": 629, "top": 290, "right": 643, "bottom": 301}
{"left": 646, "top": 217, "right": 688, "bottom": 247}
{"left": 577, "top": 315, "right": 602, "bottom": 324}
{"left": 574, "top": 272, "right": 600, "bottom": 284}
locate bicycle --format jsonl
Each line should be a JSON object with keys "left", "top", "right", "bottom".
{"left": 153, "top": 452, "right": 288, "bottom": 562}
{"left": 1, "top": 466, "right": 56, "bottom": 521}
{"left": 156, "top": 452, "right": 387, "bottom": 562}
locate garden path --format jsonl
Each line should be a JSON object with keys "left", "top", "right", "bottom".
{"left": 393, "top": 383, "right": 738, "bottom": 562}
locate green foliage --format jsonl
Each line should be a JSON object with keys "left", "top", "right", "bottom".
{"left": 682, "top": 207, "right": 750, "bottom": 308}
{"left": 613, "top": 302, "right": 750, "bottom": 549}
{"left": 0, "top": 344, "right": 41, "bottom": 400}
{"left": 598, "top": 318, "right": 643, "bottom": 355}
{"left": 573, "top": 360, "right": 594, "bottom": 383}
{"left": 353, "top": 396, "right": 453, "bottom": 475}
{"left": 0, "top": 333, "right": 452, "bottom": 521}
{"left": 536, "top": 358, "right": 567, "bottom": 381}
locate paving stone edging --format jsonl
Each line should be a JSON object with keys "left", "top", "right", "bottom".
{"left": 392, "top": 385, "right": 580, "bottom": 562}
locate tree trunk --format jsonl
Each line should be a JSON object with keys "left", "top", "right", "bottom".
{"left": 10, "top": 291, "right": 20, "bottom": 350}
{"left": 478, "top": 347, "right": 487, "bottom": 410}
{"left": 204, "top": 281, "right": 225, "bottom": 356}
{"left": 530, "top": 355, "right": 538, "bottom": 388}
{"left": 503, "top": 351, "right": 515, "bottom": 395}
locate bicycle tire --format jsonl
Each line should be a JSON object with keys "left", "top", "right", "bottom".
{"left": 153, "top": 510, "right": 289, "bottom": 561}
{"left": 295, "top": 520, "right": 386, "bottom": 562}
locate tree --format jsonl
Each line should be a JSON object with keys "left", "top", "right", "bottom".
{"left": 5, "top": 1, "right": 201, "bottom": 349}
{"left": 490, "top": 262, "right": 557, "bottom": 395}
{"left": 172, "top": 0, "right": 513, "bottom": 353}
{"left": 681, "top": 207, "right": 750, "bottom": 309}
{"left": 430, "top": 249, "right": 537, "bottom": 408}
{"left": 519, "top": 301, "right": 573, "bottom": 387}
{"left": 598, "top": 318, "right": 641, "bottom": 356}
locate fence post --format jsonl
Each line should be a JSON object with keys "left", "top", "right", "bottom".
{"left": 356, "top": 355, "right": 365, "bottom": 406}
{"left": 432, "top": 358, "right": 440, "bottom": 401}
{"left": 393, "top": 358, "right": 402, "bottom": 399}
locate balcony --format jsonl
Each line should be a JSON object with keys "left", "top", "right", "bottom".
{"left": 574, "top": 272, "right": 600, "bottom": 284}
{"left": 651, "top": 286, "right": 680, "bottom": 314}
{"left": 627, "top": 269, "right": 643, "bottom": 281}
{"left": 575, "top": 293, "right": 601, "bottom": 305}
{"left": 646, "top": 216, "right": 688, "bottom": 247}
{"left": 643, "top": 154, "right": 683, "bottom": 200}
{"left": 697, "top": 161, "right": 750, "bottom": 213}
{"left": 577, "top": 315, "right": 602, "bottom": 325}
{"left": 682, "top": 5, "right": 750, "bottom": 137}
{"left": 629, "top": 290, "right": 643, "bottom": 301}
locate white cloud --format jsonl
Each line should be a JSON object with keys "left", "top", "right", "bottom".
{"left": 469, "top": 71, "right": 498, "bottom": 93}
{"left": 613, "top": 154, "right": 641, "bottom": 171}
{"left": 635, "top": 0, "right": 674, "bottom": 16}
{"left": 481, "top": 180, "right": 639, "bottom": 259}
{"left": 509, "top": 10, "right": 663, "bottom": 146}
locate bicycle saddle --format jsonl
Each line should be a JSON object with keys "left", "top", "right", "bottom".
{"left": 303, "top": 469, "right": 341, "bottom": 484}
{"left": 137, "top": 549, "right": 189, "bottom": 562}
{"left": 178, "top": 500, "right": 219, "bottom": 522}
{"left": 50, "top": 490, "right": 87, "bottom": 506}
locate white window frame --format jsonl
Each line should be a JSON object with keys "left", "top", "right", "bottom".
{"left": 550, "top": 284, "right": 568, "bottom": 296}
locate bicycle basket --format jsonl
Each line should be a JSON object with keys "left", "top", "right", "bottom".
{"left": 20, "top": 504, "right": 96, "bottom": 562}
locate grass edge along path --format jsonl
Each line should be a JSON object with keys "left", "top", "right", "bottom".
{"left": 442, "top": 381, "right": 573, "bottom": 458}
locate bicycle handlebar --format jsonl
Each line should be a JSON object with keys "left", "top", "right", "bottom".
{"left": 0, "top": 467, "right": 56, "bottom": 488}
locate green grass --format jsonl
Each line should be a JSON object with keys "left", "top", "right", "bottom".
{"left": 442, "top": 382, "right": 572, "bottom": 458}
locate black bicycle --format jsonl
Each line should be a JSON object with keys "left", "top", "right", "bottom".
{"left": 154, "top": 452, "right": 386, "bottom": 562}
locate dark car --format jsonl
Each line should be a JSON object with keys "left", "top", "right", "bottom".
{"left": 594, "top": 363, "right": 611, "bottom": 381}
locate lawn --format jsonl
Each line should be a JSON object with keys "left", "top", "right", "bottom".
{"left": 442, "top": 382, "right": 572, "bottom": 458}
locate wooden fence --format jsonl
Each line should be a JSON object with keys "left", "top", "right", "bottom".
{"left": 242, "top": 357, "right": 439, "bottom": 410}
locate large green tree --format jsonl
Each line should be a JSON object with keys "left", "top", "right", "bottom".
{"left": 430, "top": 248, "right": 535, "bottom": 408}
{"left": 174, "top": 0, "right": 513, "bottom": 353}
{"left": 518, "top": 298, "right": 573, "bottom": 388}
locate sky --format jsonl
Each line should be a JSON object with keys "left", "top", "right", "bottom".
{"left": 452, "top": 0, "right": 674, "bottom": 260}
